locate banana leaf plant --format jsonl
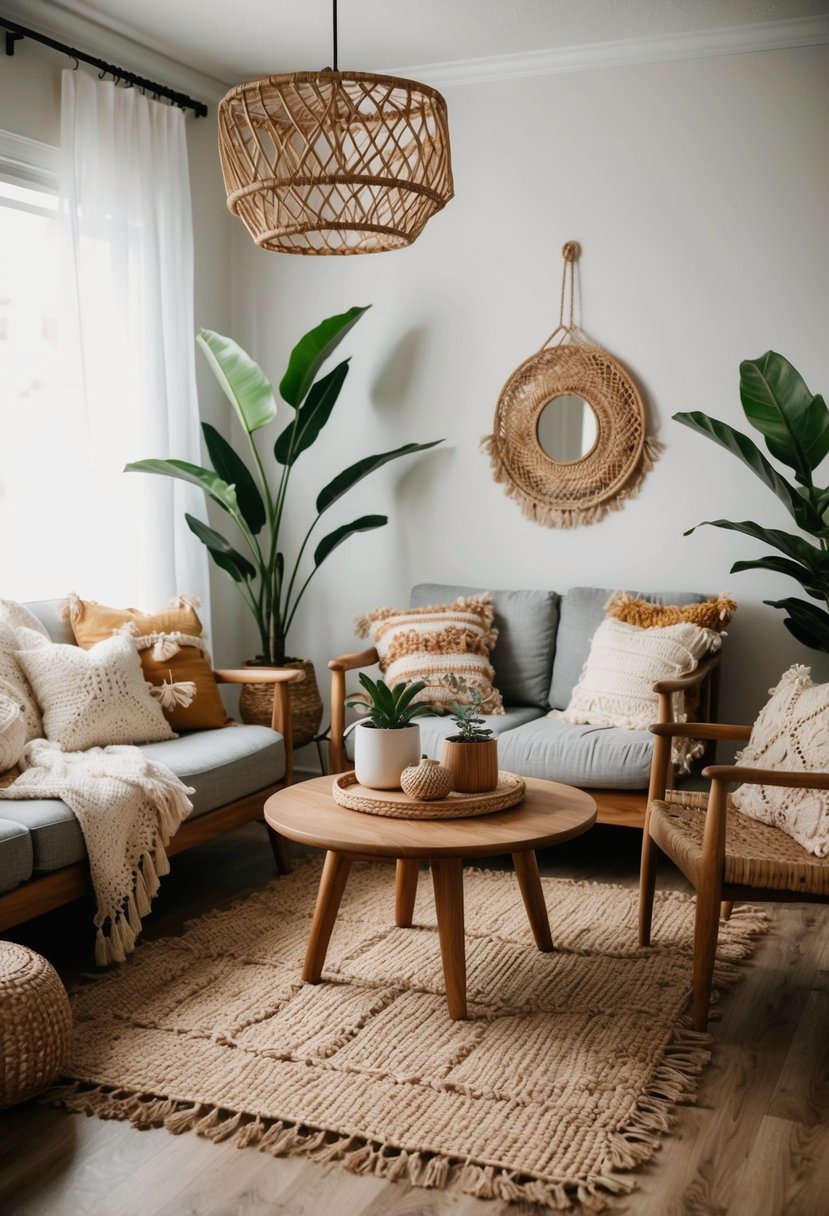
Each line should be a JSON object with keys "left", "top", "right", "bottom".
{"left": 126, "top": 306, "right": 442, "bottom": 665}
{"left": 674, "top": 350, "right": 829, "bottom": 652}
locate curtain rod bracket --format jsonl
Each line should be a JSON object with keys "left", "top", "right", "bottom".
{"left": 5, "top": 30, "right": 23, "bottom": 56}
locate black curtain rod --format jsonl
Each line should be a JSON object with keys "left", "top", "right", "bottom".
{"left": 1, "top": 17, "right": 208, "bottom": 117}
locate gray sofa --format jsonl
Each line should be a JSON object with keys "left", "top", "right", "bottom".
{"left": 329, "top": 583, "right": 722, "bottom": 827}
{"left": 0, "top": 599, "right": 296, "bottom": 931}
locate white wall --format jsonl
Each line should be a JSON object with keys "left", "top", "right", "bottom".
{"left": 230, "top": 43, "right": 829, "bottom": 741}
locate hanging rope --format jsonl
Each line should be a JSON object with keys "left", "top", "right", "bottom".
{"left": 540, "top": 240, "right": 587, "bottom": 350}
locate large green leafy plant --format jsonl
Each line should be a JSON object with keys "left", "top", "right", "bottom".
{"left": 127, "top": 306, "right": 441, "bottom": 665}
{"left": 675, "top": 351, "right": 829, "bottom": 652}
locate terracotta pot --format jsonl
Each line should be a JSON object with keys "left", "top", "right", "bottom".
{"left": 440, "top": 736, "right": 499, "bottom": 793}
{"left": 238, "top": 658, "right": 323, "bottom": 748}
{"left": 353, "top": 722, "right": 421, "bottom": 790}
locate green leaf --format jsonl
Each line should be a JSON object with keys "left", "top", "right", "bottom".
{"left": 313, "top": 515, "right": 387, "bottom": 568}
{"left": 274, "top": 361, "right": 349, "bottom": 466}
{"left": 764, "top": 596, "right": 829, "bottom": 653}
{"left": 197, "top": 329, "right": 277, "bottom": 434}
{"left": 730, "top": 556, "right": 828, "bottom": 599}
{"left": 316, "top": 440, "right": 445, "bottom": 513}
{"left": 125, "top": 458, "right": 240, "bottom": 518}
{"left": 392, "top": 680, "right": 428, "bottom": 715}
{"left": 201, "top": 422, "right": 266, "bottom": 534}
{"left": 673, "top": 412, "right": 825, "bottom": 533}
{"left": 185, "top": 514, "right": 256, "bottom": 582}
{"left": 740, "top": 351, "right": 829, "bottom": 483}
{"left": 682, "top": 519, "right": 829, "bottom": 571}
{"left": 279, "top": 306, "right": 370, "bottom": 407}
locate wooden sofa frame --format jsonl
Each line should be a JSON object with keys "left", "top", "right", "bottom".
{"left": 0, "top": 667, "right": 302, "bottom": 933}
{"left": 327, "top": 648, "right": 722, "bottom": 829}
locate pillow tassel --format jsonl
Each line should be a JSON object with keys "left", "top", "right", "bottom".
{"left": 60, "top": 592, "right": 84, "bottom": 624}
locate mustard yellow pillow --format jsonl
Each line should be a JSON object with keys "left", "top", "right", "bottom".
{"left": 64, "top": 594, "right": 229, "bottom": 730}
{"left": 605, "top": 592, "right": 736, "bottom": 633}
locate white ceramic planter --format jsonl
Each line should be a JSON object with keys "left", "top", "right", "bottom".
{"left": 353, "top": 722, "right": 421, "bottom": 790}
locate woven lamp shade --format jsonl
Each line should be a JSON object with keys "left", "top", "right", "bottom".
{"left": 218, "top": 70, "right": 453, "bottom": 255}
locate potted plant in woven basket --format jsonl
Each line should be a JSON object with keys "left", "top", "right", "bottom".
{"left": 346, "top": 674, "right": 438, "bottom": 790}
{"left": 127, "top": 306, "right": 441, "bottom": 746}
{"left": 439, "top": 674, "right": 499, "bottom": 793}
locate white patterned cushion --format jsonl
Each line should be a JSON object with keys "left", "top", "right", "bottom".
{"left": 732, "top": 664, "right": 829, "bottom": 857}
{"left": 16, "top": 633, "right": 174, "bottom": 751}
{"left": 0, "top": 693, "right": 26, "bottom": 771}
{"left": 552, "top": 617, "right": 722, "bottom": 772}
{"left": 354, "top": 595, "right": 504, "bottom": 714}
{"left": 0, "top": 621, "right": 43, "bottom": 742}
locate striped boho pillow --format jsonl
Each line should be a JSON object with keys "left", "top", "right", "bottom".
{"left": 354, "top": 595, "right": 504, "bottom": 714}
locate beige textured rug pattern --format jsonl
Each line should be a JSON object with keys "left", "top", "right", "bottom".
{"left": 52, "top": 860, "right": 767, "bottom": 1211}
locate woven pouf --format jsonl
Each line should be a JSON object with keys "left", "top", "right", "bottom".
{"left": 0, "top": 941, "right": 72, "bottom": 1107}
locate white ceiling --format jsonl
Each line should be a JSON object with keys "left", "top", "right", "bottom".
{"left": 37, "top": 0, "right": 829, "bottom": 83}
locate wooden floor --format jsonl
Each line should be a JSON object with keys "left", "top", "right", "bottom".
{"left": 1, "top": 820, "right": 827, "bottom": 1216}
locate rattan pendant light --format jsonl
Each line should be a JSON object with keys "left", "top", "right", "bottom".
{"left": 217, "top": 1, "right": 454, "bottom": 255}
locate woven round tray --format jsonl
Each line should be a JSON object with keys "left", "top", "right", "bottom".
{"left": 332, "top": 771, "right": 526, "bottom": 819}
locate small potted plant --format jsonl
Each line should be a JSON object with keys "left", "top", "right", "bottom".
{"left": 346, "top": 674, "right": 437, "bottom": 790}
{"left": 439, "top": 674, "right": 499, "bottom": 793}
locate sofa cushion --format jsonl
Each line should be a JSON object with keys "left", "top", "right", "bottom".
{"left": 410, "top": 584, "right": 559, "bottom": 709}
{"left": 0, "top": 817, "right": 33, "bottom": 893}
{"left": 345, "top": 706, "right": 543, "bottom": 763}
{"left": 496, "top": 715, "right": 654, "bottom": 790}
{"left": 0, "top": 726, "right": 285, "bottom": 873}
{"left": 549, "top": 587, "right": 708, "bottom": 711}
{"left": 22, "top": 599, "right": 75, "bottom": 645}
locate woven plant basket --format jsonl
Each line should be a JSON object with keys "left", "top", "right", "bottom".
{"left": 238, "top": 658, "right": 323, "bottom": 748}
{"left": 1, "top": 942, "right": 72, "bottom": 1108}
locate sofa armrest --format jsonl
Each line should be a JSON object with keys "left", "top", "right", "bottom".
{"left": 327, "top": 646, "right": 379, "bottom": 773}
{"left": 214, "top": 667, "right": 305, "bottom": 779}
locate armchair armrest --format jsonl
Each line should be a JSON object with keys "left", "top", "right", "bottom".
{"left": 701, "top": 763, "right": 829, "bottom": 790}
{"left": 651, "top": 653, "right": 722, "bottom": 695}
{"left": 649, "top": 722, "right": 752, "bottom": 743}
{"left": 328, "top": 646, "right": 379, "bottom": 773}
{"left": 213, "top": 667, "right": 305, "bottom": 777}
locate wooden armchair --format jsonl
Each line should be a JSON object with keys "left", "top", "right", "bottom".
{"left": 639, "top": 719, "right": 829, "bottom": 1031}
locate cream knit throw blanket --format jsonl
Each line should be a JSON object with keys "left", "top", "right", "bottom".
{"left": 0, "top": 740, "right": 193, "bottom": 964}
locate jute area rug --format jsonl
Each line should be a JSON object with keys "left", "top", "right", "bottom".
{"left": 52, "top": 858, "right": 767, "bottom": 1212}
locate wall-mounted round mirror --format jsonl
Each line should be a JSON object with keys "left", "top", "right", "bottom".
{"left": 484, "top": 343, "right": 657, "bottom": 528}
{"left": 536, "top": 394, "right": 598, "bottom": 463}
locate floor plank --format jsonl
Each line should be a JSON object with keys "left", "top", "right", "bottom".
{"left": 1, "top": 821, "right": 827, "bottom": 1216}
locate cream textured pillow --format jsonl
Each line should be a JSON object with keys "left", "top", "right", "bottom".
{"left": 732, "top": 665, "right": 829, "bottom": 857}
{"left": 354, "top": 595, "right": 504, "bottom": 714}
{"left": 0, "top": 693, "right": 26, "bottom": 771}
{"left": 0, "top": 621, "right": 43, "bottom": 742}
{"left": 16, "top": 634, "right": 174, "bottom": 751}
{"left": 552, "top": 617, "right": 722, "bottom": 770}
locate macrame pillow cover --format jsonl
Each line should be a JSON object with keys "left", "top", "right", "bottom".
{"left": 605, "top": 591, "right": 737, "bottom": 633}
{"left": 0, "top": 694, "right": 26, "bottom": 772}
{"left": 552, "top": 616, "right": 723, "bottom": 771}
{"left": 16, "top": 631, "right": 174, "bottom": 751}
{"left": 0, "top": 620, "right": 43, "bottom": 743}
{"left": 354, "top": 595, "right": 504, "bottom": 714}
{"left": 64, "top": 594, "right": 229, "bottom": 730}
{"left": 732, "top": 664, "right": 829, "bottom": 857}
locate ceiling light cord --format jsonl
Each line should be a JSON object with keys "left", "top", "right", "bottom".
{"left": 332, "top": 0, "right": 338, "bottom": 72}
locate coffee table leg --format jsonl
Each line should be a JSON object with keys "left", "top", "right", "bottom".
{"left": 302, "top": 851, "right": 352, "bottom": 983}
{"left": 395, "top": 858, "right": 419, "bottom": 927}
{"left": 430, "top": 857, "right": 467, "bottom": 1020}
{"left": 512, "top": 850, "right": 554, "bottom": 952}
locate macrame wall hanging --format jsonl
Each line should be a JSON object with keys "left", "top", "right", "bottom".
{"left": 482, "top": 242, "right": 660, "bottom": 528}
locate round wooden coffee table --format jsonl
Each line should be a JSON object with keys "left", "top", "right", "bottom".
{"left": 265, "top": 774, "right": 596, "bottom": 1020}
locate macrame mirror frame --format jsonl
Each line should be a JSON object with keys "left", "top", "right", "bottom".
{"left": 483, "top": 242, "right": 660, "bottom": 527}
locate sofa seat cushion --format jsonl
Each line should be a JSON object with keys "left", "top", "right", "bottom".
{"left": 496, "top": 715, "right": 654, "bottom": 790}
{"left": 550, "top": 587, "right": 708, "bottom": 711}
{"left": 410, "top": 584, "right": 559, "bottom": 710}
{"left": 344, "top": 706, "right": 543, "bottom": 764}
{"left": 1, "top": 726, "right": 285, "bottom": 873}
{"left": 0, "top": 817, "right": 33, "bottom": 892}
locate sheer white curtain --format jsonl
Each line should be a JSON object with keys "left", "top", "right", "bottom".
{"left": 59, "top": 70, "right": 210, "bottom": 630}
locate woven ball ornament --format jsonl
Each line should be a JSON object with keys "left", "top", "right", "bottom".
{"left": 400, "top": 755, "right": 454, "bottom": 802}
